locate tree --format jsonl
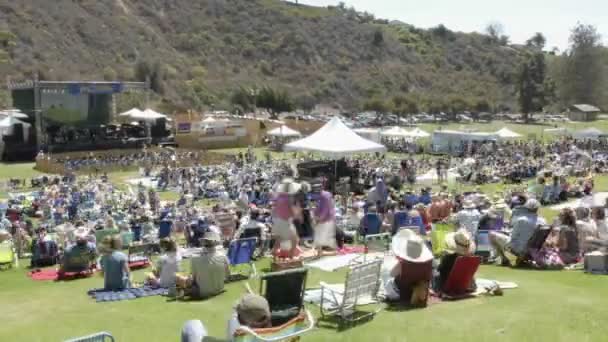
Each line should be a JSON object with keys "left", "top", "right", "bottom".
{"left": 518, "top": 52, "right": 547, "bottom": 122}
{"left": 558, "top": 23, "right": 604, "bottom": 105}
{"left": 295, "top": 94, "right": 317, "bottom": 113}
{"left": 485, "top": 22, "right": 504, "bottom": 43}
{"left": 230, "top": 86, "right": 256, "bottom": 114}
{"left": 363, "top": 98, "right": 388, "bottom": 114}
{"left": 372, "top": 29, "right": 384, "bottom": 47}
{"left": 256, "top": 86, "right": 294, "bottom": 119}
{"left": 135, "top": 60, "right": 166, "bottom": 94}
{"left": 526, "top": 32, "right": 546, "bottom": 50}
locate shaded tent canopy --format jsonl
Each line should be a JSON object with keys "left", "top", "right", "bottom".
{"left": 495, "top": 127, "right": 522, "bottom": 139}
{"left": 267, "top": 125, "right": 301, "bottom": 137}
{"left": 0, "top": 116, "right": 31, "bottom": 138}
{"left": 410, "top": 127, "right": 430, "bottom": 138}
{"left": 381, "top": 126, "right": 411, "bottom": 137}
{"left": 284, "top": 117, "right": 386, "bottom": 157}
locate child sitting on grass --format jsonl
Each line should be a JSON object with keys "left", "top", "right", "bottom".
{"left": 145, "top": 238, "right": 181, "bottom": 289}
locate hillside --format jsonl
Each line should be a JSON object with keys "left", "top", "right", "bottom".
{"left": 0, "top": 0, "right": 528, "bottom": 113}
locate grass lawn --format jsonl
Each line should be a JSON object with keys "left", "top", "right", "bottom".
{"left": 2, "top": 140, "right": 608, "bottom": 341}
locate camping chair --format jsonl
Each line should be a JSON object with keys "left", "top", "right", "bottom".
{"left": 392, "top": 211, "right": 409, "bottom": 235}
{"left": 319, "top": 259, "right": 383, "bottom": 324}
{"left": 233, "top": 309, "right": 315, "bottom": 342}
{"left": 128, "top": 243, "right": 157, "bottom": 269}
{"left": 255, "top": 267, "right": 309, "bottom": 327}
{"left": 441, "top": 256, "right": 481, "bottom": 299}
{"left": 430, "top": 222, "right": 454, "bottom": 256}
{"left": 0, "top": 240, "right": 17, "bottom": 270}
{"left": 64, "top": 331, "right": 114, "bottom": 342}
{"left": 398, "top": 259, "right": 433, "bottom": 306}
{"left": 359, "top": 213, "right": 382, "bottom": 238}
{"left": 475, "top": 230, "right": 492, "bottom": 261}
{"left": 227, "top": 237, "right": 258, "bottom": 280}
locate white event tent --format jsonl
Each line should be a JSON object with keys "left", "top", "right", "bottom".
{"left": 0, "top": 109, "right": 28, "bottom": 119}
{"left": 495, "top": 127, "right": 522, "bottom": 139}
{"left": 0, "top": 116, "right": 31, "bottom": 138}
{"left": 410, "top": 127, "right": 430, "bottom": 138}
{"left": 119, "top": 108, "right": 168, "bottom": 122}
{"left": 381, "top": 126, "right": 411, "bottom": 138}
{"left": 267, "top": 125, "right": 301, "bottom": 137}
{"left": 284, "top": 117, "right": 386, "bottom": 156}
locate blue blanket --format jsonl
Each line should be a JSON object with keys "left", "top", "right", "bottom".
{"left": 87, "top": 286, "right": 168, "bottom": 302}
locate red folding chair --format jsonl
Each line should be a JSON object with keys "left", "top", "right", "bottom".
{"left": 441, "top": 256, "right": 481, "bottom": 299}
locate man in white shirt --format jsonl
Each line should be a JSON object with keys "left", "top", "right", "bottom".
{"left": 455, "top": 200, "right": 481, "bottom": 236}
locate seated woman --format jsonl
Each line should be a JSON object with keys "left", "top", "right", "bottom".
{"left": 434, "top": 229, "right": 476, "bottom": 292}
{"left": 59, "top": 228, "right": 97, "bottom": 274}
{"left": 557, "top": 208, "right": 581, "bottom": 265}
{"left": 146, "top": 238, "right": 181, "bottom": 289}
{"left": 99, "top": 235, "right": 130, "bottom": 291}
{"left": 383, "top": 230, "right": 433, "bottom": 306}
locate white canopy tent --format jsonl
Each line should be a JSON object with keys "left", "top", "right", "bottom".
{"left": 119, "top": 108, "right": 143, "bottom": 117}
{"left": 267, "top": 125, "right": 301, "bottom": 137}
{"left": 495, "top": 127, "right": 522, "bottom": 139}
{"left": 284, "top": 117, "right": 386, "bottom": 157}
{"left": 0, "top": 109, "right": 28, "bottom": 119}
{"left": 410, "top": 127, "right": 430, "bottom": 138}
{"left": 573, "top": 128, "right": 603, "bottom": 139}
{"left": 202, "top": 117, "right": 217, "bottom": 123}
{"left": 381, "top": 126, "right": 411, "bottom": 138}
{"left": 353, "top": 127, "right": 381, "bottom": 143}
{"left": 120, "top": 108, "right": 167, "bottom": 122}
{"left": 0, "top": 116, "right": 31, "bottom": 139}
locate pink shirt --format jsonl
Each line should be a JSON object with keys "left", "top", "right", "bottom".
{"left": 272, "top": 193, "right": 293, "bottom": 220}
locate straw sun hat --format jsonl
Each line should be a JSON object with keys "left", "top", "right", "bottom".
{"left": 391, "top": 229, "right": 433, "bottom": 263}
{"left": 445, "top": 229, "right": 476, "bottom": 255}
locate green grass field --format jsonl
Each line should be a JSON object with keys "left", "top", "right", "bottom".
{"left": 2, "top": 140, "right": 608, "bottom": 341}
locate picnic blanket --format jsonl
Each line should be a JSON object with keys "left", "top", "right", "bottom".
{"left": 28, "top": 269, "right": 94, "bottom": 281}
{"left": 87, "top": 286, "right": 168, "bottom": 302}
{"left": 304, "top": 284, "right": 378, "bottom": 309}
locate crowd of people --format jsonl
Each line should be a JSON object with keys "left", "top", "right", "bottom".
{"left": 2, "top": 137, "right": 608, "bottom": 341}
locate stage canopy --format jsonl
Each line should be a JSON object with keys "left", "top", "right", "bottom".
{"left": 284, "top": 117, "right": 386, "bottom": 156}
{"left": 267, "top": 125, "right": 301, "bottom": 137}
{"left": 495, "top": 127, "right": 522, "bottom": 139}
{"left": 381, "top": 126, "right": 411, "bottom": 137}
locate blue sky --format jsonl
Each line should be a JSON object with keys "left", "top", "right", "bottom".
{"left": 299, "top": 0, "right": 607, "bottom": 51}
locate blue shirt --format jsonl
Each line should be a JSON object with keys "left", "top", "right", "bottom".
{"left": 101, "top": 251, "right": 129, "bottom": 291}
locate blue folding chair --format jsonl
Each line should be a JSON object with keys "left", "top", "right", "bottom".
{"left": 227, "top": 238, "right": 258, "bottom": 278}
{"left": 392, "top": 211, "right": 409, "bottom": 235}
{"left": 64, "top": 331, "right": 114, "bottom": 342}
{"left": 360, "top": 213, "right": 382, "bottom": 237}
{"left": 408, "top": 215, "right": 426, "bottom": 236}
{"left": 475, "top": 230, "right": 492, "bottom": 261}
{"left": 158, "top": 220, "right": 172, "bottom": 239}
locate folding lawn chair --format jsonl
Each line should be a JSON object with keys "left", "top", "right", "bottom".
{"left": 64, "top": 331, "right": 114, "bottom": 342}
{"left": 256, "top": 267, "right": 309, "bottom": 327}
{"left": 227, "top": 237, "right": 258, "bottom": 280}
{"left": 233, "top": 310, "right": 315, "bottom": 342}
{"left": 0, "top": 240, "right": 17, "bottom": 270}
{"left": 441, "top": 256, "right": 481, "bottom": 299}
{"left": 128, "top": 243, "right": 157, "bottom": 269}
{"left": 319, "top": 259, "right": 382, "bottom": 324}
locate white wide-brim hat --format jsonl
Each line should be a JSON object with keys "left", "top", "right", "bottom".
{"left": 391, "top": 229, "right": 433, "bottom": 263}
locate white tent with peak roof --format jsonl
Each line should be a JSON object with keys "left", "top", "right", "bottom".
{"left": 267, "top": 125, "right": 301, "bottom": 137}
{"left": 495, "top": 127, "right": 522, "bottom": 139}
{"left": 284, "top": 117, "right": 386, "bottom": 156}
